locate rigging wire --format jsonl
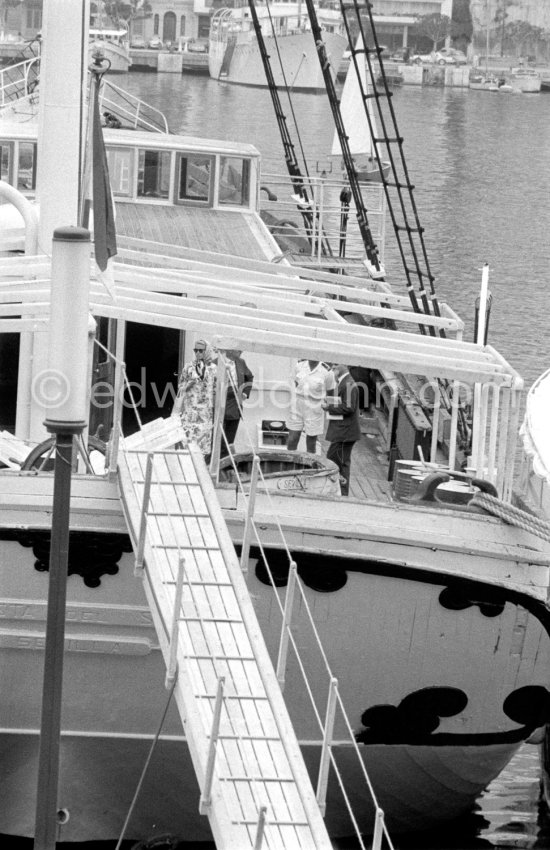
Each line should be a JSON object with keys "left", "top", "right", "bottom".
{"left": 302, "top": 0, "right": 383, "bottom": 272}
{"left": 247, "top": 0, "right": 334, "bottom": 257}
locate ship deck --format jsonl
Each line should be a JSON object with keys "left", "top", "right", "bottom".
{"left": 319, "top": 414, "right": 394, "bottom": 503}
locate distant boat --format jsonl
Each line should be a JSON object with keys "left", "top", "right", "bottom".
{"left": 330, "top": 41, "right": 390, "bottom": 183}
{"left": 507, "top": 66, "right": 541, "bottom": 92}
{"left": 89, "top": 26, "right": 131, "bottom": 73}
{"left": 469, "top": 71, "right": 500, "bottom": 91}
{"left": 208, "top": 3, "right": 346, "bottom": 93}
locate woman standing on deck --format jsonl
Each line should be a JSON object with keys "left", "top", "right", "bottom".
{"left": 173, "top": 339, "right": 217, "bottom": 460}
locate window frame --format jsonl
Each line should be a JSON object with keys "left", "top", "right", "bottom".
{"left": 174, "top": 152, "right": 215, "bottom": 207}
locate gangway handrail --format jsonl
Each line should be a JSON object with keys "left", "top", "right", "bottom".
{"left": 209, "top": 358, "right": 396, "bottom": 848}
{"left": 108, "top": 349, "right": 394, "bottom": 847}
{"left": 99, "top": 78, "right": 170, "bottom": 134}
{"left": 117, "top": 367, "right": 333, "bottom": 847}
{"left": 0, "top": 56, "right": 39, "bottom": 106}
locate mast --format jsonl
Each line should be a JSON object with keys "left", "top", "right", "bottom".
{"left": 36, "top": 0, "right": 88, "bottom": 250}
{"left": 33, "top": 4, "right": 93, "bottom": 849}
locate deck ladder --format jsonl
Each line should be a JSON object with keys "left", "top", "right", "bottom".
{"left": 117, "top": 419, "right": 333, "bottom": 850}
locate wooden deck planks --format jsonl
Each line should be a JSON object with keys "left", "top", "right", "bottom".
{"left": 118, "top": 435, "right": 332, "bottom": 849}
{"left": 115, "top": 205, "right": 272, "bottom": 262}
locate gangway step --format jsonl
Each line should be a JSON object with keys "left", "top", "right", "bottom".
{"left": 117, "top": 427, "right": 333, "bottom": 850}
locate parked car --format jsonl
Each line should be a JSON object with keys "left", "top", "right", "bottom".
{"left": 187, "top": 40, "right": 208, "bottom": 54}
{"left": 438, "top": 47, "right": 468, "bottom": 65}
{"left": 130, "top": 34, "right": 146, "bottom": 49}
{"left": 390, "top": 47, "right": 411, "bottom": 63}
{"left": 148, "top": 35, "right": 163, "bottom": 49}
{"left": 411, "top": 51, "right": 436, "bottom": 65}
{"left": 412, "top": 49, "right": 468, "bottom": 66}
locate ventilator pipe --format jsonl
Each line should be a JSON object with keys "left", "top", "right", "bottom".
{"left": 0, "top": 183, "right": 41, "bottom": 440}
{"left": 0, "top": 181, "right": 39, "bottom": 254}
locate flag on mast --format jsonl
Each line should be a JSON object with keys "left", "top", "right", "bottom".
{"left": 80, "top": 56, "right": 117, "bottom": 295}
{"left": 91, "top": 67, "right": 117, "bottom": 272}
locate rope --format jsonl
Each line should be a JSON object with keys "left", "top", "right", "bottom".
{"left": 470, "top": 492, "right": 550, "bottom": 543}
{"left": 114, "top": 676, "right": 177, "bottom": 850}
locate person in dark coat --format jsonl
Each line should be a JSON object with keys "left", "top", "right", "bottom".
{"left": 221, "top": 349, "right": 254, "bottom": 456}
{"left": 322, "top": 364, "right": 362, "bottom": 496}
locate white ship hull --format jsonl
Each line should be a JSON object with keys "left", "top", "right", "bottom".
{"left": 508, "top": 70, "right": 541, "bottom": 92}
{"left": 1, "top": 480, "right": 548, "bottom": 842}
{"left": 88, "top": 39, "right": 131, "bottom": 73}
{"left": 208, "top": 31, "right": 346, "bottom": 92}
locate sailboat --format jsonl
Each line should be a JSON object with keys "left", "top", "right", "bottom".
{"left": 330, "top": 40, "right": 390, "bottom": 182}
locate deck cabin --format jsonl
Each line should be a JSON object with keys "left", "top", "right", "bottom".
{"left": 0, "top": 115, "right": 522, "bottom": 509}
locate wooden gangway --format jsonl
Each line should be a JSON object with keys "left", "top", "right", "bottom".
{"left": 117, "top": 419, "right": 332, "bottom": 850}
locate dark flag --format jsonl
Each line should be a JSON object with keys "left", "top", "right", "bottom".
{"left": 91, "top": 72, "right": 117, "bottom": 272}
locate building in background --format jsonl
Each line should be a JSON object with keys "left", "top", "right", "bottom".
{"left": 1, "top": 0, "right": 455, "bottom": 49}
{"left": 370, "top": 0, "right": 454, "bottom": 50}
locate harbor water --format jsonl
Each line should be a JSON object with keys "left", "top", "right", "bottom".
{"left": 7, "top": 74, "right": 550, "bottom": 848}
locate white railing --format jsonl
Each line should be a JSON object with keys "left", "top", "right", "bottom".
{"left": 0, "top": 56, "right": 39, "bottom": 106}
{"left": 260, "top": 170, "right": 386, "bottom": 268}
{"left": 99, "top": 78, "right": 170, "bottom": 134}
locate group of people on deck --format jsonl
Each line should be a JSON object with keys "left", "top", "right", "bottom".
{"left": 174, "top": 343, "right": 360, "bottom": 497}
{"left": 286, "top": 359, "right": 360, "bottom": 497}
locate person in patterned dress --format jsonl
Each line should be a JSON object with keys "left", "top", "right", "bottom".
{"left": 173, "top": 339, "right": 217, "bottom": 459}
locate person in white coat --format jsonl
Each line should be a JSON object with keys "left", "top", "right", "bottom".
{"left": 286, "top": 359, "right": 335, "bottom": 454}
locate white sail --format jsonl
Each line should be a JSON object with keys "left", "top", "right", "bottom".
{"left": 331, "top": 37, "right": 376, "bottom": 159}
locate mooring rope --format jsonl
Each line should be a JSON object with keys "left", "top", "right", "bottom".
{"left": 470, "top": 492, "right": 550, "bottom": 544}
{"left": 114, "top": 676, "right": 177, "bottom": 850}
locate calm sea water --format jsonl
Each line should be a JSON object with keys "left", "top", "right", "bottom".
{"left": 9, "top": 74, "right": 548, "bottom": 850}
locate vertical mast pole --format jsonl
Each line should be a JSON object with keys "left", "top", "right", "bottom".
{"left": 34, "top": 228, "right": 92, "bottom": 850}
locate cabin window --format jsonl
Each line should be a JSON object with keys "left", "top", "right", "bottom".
{"left": 106, "top": 147, "right": 134, "bottom": 197}
{"left": 0, "top": 142, "right": 13, "bottom": 184}
{"left": 137, "top": 149, "right": 171, "bottom": 199}
{"left": 218, "top": 156, "right": 250, "bottom": 207}
{"left": 176, "top": 154, "right": 213, "bottom": 204}
{"left": 17, "top": 143, "right": 37, "bottom": 191}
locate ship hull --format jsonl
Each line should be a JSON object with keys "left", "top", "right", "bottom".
{"left": 88, "top": 41, "right": 131, "bottom": 73}
{"left": 1, "top": 481, "right": 549, "bottom": 842}
{"left": 208, "top": 31, "right": 346, "bottom": 92}
{"left": 0, "top": 732, "right": 521, "bottom": 841}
